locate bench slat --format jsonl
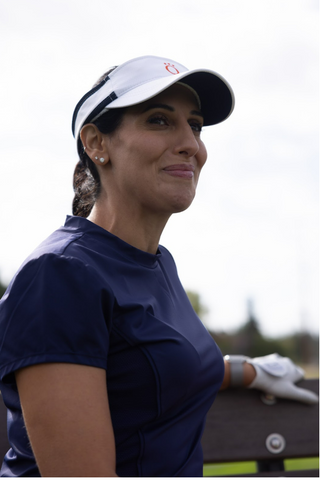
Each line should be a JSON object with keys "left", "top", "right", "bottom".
{"left": 202, "top": 379, "right": 319, "bottom": 464}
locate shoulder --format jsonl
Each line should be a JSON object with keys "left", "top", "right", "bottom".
{"left": 158, "top": 244, "right": 178, "bottom": 271}
{"left": 22, "top": 216, "right": 90, "bottom": 263}
{"left": 3, "top": 252, "right": 110, "bottom": 306}
{"left": 4, "top": 216, "right": 112, "bottom": 298}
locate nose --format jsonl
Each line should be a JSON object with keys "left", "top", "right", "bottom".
{"left": 173, "top": 124, "right": 200, "bottom": 158}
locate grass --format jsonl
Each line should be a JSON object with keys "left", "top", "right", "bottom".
{"left": 203, "top": 457, "right": 319, "bottom": 476}
{"left": 285, "top": 457, "right": 319, "bottom": 471}
{"left": 203, "top": 461, "right": 256, "bottom": 476}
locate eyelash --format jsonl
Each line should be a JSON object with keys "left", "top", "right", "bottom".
{"left": 147, "top": 115, "right": 203, "bottom": 133}
{"left": 189, "top": 121, "right": 203, "bottom": 133}
{"left": 148, "top": 115, "right": 168, "bottom": 126}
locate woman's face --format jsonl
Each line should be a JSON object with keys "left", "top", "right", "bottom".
{"left": 101, "top": 83, "right": 207, "bottom": 217}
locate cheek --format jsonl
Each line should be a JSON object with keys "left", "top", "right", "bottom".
{"left": 118, "top": 132, "right": 161, "bottom": 164}
{"left": 198, "top": 141, "right": 208, "bottom": 170}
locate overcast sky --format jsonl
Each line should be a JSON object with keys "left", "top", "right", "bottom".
{"left": 0, "top": 0, "right": 318, "bottom": 338}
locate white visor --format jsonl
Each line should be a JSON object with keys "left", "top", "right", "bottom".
{"left": 72, "top": 55, "right": 235, "bottom": 142}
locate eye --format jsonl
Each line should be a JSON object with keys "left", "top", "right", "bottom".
{"left": 189, "top": 121, "right": 203, "bottom": 133}
{"left": 147, "top": 115, "right": 168, "bottom": 126}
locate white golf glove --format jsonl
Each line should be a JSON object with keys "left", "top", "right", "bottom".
{"left": 247, "top": 353, "right": 318, "bottom": 404}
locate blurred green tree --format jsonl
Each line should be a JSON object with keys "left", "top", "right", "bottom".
{"left": 0, "top": 279, "right": 7, "bottom": 299}
{"left": 210, "top": 298, "right": 318, "bottom": 367}
{"left": 185, "top": 290, "right": 208, "bottom": 322}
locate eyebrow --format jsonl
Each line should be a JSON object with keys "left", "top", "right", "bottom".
{"left": 142, "top": 103, "right": 204, "bottom": 118}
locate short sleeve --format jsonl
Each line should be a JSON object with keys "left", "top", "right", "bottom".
{"left": 0, "top": 253, "right": 114, "bottom": 384}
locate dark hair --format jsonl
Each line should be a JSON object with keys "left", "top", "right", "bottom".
{"left": 72, "top": 67, "right": 125, "bottom": 218}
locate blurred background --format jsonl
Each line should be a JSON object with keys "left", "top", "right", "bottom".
{"left": 0, "top": 0, "right": 318, "bottom": 370}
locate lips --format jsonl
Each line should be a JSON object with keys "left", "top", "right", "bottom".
{"left": 163, "top": 164, "right": 195, "bottom": 179}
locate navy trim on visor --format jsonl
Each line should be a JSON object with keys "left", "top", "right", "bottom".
{"left": 85, "top": 91, "right": 118, "bottom": 126}
{"left": 75, "top": 90, "right": 118, "bottom": 153}
{"left": 72, "top": 76, "right": 112, "bottom": 137}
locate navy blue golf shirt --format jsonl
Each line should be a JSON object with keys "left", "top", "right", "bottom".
{"left": 0, "top": 216, "right": 224, "bottom": 477}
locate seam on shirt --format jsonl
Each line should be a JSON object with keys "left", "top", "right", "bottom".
{"left": 111, "top": 323, "right": 163, "bottom": 476}
{"left": 111, "top": 324, "right": 162, "bottom": 418}
{"left": 60, "top": 232, "right": 87, "bottom": 255}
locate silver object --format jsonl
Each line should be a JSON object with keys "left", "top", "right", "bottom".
{"left": 260, "top": 393, "right": 277, "bottom": 405}
{"left": 224, "top": 355, "right": 249, "bottom": 387}
{"left": 265, "top": 433, "right": 286, "bottom": 454}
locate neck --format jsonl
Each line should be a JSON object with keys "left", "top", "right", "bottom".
{"left": 87, "top": 202, "right": 170, "bottom": 255}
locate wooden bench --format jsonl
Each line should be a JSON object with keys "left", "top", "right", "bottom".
{"left": 0, "top": 380, "right": 318, "bottom": 476}
{"left": 202, "top": 378, "right": 319, "bottom": 476}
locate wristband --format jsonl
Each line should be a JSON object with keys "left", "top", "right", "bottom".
{"left": 224, "top": 355, "right": 250, "bottom": 387}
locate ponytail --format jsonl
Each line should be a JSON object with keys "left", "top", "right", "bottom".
{"left": 72, "top": 152, "right": 100, "bottom": 218}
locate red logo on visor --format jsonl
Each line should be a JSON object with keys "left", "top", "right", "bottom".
{"left": 164, "top": 63, "right": 179, "bottom": 75}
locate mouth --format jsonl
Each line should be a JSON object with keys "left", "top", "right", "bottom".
{"left": 162, "top": 163, "right": 195, "bottom": 179}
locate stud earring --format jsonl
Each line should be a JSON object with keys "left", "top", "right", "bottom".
{"left": 94, "top": 156, "right": 105, "bottom": 164}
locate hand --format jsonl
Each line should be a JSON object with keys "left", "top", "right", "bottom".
{"left": 247, "top": 353, "right": 319, "bottom": 404}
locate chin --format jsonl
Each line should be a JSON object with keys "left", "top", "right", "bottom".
{"left": 169, "top": 192, "right": 196, "bottom": 213}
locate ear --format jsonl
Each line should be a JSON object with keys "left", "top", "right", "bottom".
{"left": 80, "top": 124, "right": 110, "bottom": 166}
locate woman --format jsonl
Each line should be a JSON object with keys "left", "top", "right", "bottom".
{"left": 0, "top": 55, "right": 317, "bottom": 477}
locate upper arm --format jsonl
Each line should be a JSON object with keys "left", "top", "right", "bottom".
{"left": 15, "top": 363, "right": 117, "bottom": 477}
